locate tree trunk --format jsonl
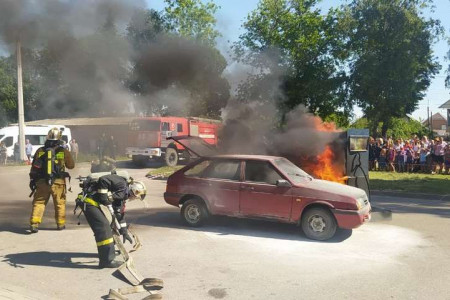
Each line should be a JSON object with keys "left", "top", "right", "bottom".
{"left": 381, "top": 120, "right": 390, "bottom": 138}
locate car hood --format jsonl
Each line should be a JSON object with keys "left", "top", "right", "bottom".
{"left": 294, "top": 179, "right": 368, "bottom": 202}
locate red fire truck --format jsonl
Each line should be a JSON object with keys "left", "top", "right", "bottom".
{"left": 126, "top": 116, "right": 221, "bottom": 166}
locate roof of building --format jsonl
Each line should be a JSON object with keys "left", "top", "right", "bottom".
{"left": 19, "top": 116, "right": 222, "bottom": 126}
{"left": 21, "top": 117, "right": 136, "bottom": 126}
{"left": 422, "top": 112, "right": 447, "bottom": 124}
{"left": 439, "top": 100, "right": 450, "bottom": 109}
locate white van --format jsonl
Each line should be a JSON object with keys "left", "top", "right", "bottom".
{"left": 0, "top": 125, "right": 72, "bottom": 158}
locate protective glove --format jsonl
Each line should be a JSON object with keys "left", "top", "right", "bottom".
{"left": 119, "top": 227, "right": 133, "bottom": 244}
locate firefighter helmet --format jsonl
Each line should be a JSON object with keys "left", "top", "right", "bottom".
{"left": 47, "top": 127, "right": 62, "bottom": 141}
{"left": 129, "top": 180, "right": 147, "bottom": 200}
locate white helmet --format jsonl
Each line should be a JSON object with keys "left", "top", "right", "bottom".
{"left": 129, "top": 180, "right": 147, "bottom": 200}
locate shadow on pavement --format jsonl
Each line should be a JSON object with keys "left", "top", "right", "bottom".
{"left": 1, "top": 251, "right": 98, "bottom": 269}
{"left": 115, "top": 159, "right": 190, "bottom": 169}
{"left": 0, "top": 200, "right": 34, "bottom": 234}
{"left": 115, "top": 160, "right": 165, "bottom": 169}
{"left": 372, "top": 196, "right": 450, "bottom": 218}
{"left": 128, "top": 208, "right": 353, "bottom": 243}
{"left": 0, "top": 200, "right": 86, "bottom": 234}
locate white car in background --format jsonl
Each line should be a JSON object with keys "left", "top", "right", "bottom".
{"left": 0, "top": 125, "right": 72, "bottom": 158}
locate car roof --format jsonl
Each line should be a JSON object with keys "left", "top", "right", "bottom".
{"left": 204, "top": 154, "right": 282, "bottom": 161}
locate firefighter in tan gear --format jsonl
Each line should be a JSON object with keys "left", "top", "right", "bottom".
{"left": 29, "top": 128, "right": 75, "bottom": 233}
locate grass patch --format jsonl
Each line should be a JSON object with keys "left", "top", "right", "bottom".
{"left": 369, "top": 172, "right": 450, "bottom": 195}
{"left": 146, "top": 165, "right": 184, "bottom": 177}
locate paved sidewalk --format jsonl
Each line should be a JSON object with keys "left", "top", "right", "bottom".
{"left": 372, "top": 190, "right": 450, "bottom": 201}
{"left": 0, "top": 283, "right": 58, "bottom": 300}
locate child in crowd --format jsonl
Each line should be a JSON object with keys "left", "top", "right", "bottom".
{"left": 406, "top": 147, "right": 414, "bottom": 173}
{"left": 419, "top": 148, "right": 428, "bottom": 173}
{"left": 388, "top": 144, "right": 396, "bottom": 172}
{"left": 397, "top": 147, "right": 406, "bottom": 172}
{"left": 445, "top": 144, "right": 450, "bottom": 175}
{"left": 378, "top": 148, "right": 387, "bottom": 171}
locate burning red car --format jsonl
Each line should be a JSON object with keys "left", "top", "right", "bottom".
{"left": 164, "top": 137, "right": 371, "bottom": 241}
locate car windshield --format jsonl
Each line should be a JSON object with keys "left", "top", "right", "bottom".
{"left": 0, "top": 135, "right": 4, "bottom": 140}
{"left": 273, "top": 158, "right": 312, "bottom": 184}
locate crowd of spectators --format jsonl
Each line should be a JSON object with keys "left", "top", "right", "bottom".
{"left": 369, "top": 135, "right": 449, "bottom": 175}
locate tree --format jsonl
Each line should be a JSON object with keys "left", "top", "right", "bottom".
{"left": 164, "top": 0, "right": 221, "bottom": 47}
{"left": 0, "top": 51, "right": 39, "bottom": 126}
{"left": 234, "top": 0, "right": 352, "bottom": 122}
{"left": 345, "top": 0, "right": 442, "bottom": 137}
{"left": 352, "top": 116, "right": 431, "bottom": 139}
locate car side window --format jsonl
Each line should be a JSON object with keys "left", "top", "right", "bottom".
{"left": 3, "top": 136, "right": 13, "bottom": 147}
{"left": 245, "top": 160, "right": 283, "bottom": 185}
{"left": 203, "top": 160, "right": 241, "bottom": 181}
{"left": 184, "top": 160, "right": 211, "bottom": 177}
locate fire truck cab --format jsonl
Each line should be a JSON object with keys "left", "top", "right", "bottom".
{"left": 126, "top": 116, "right": 220, "bottom": 167}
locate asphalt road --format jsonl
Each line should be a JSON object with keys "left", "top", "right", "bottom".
{"left": 0, "top": 162, "right": 449, "bottom": 299}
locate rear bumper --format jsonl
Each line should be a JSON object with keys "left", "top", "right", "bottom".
{"left": 126, "top": 147, "right": 161, "bottom": 157}
{"left": 332, "top": 204, "right": 371, "bottom": 229}
{"left": 164, "top": 192, "right": 183, "bottom": 207}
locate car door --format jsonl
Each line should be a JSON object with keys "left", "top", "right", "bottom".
{"left": 198, "top": 159, "right": 242, "bottom": 215}
{"left": 239, "top": 160, "right": 293, "bottom": 220}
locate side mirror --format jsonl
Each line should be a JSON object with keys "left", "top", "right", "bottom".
{"left": 276, "top": 179, "right": 292, "bottom": 187}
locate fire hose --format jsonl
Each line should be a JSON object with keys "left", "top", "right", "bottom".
{"left": 102, "top": 204, "right": 164, "bottom": 300}
{"left": 105, "top": 207, "right": 163, "bottom": 300}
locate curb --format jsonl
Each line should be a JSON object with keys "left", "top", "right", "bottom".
{"left": 371, "top": 190, "right": 450, "bottom": 201}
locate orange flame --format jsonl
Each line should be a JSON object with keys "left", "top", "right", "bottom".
{"left": 311, "top": 145, "right": 345, "bottom": 183}
{"left": 287, "top": 116, "right": 345, "bottom": 184}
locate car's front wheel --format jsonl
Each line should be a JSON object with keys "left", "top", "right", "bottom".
{"left": 301, "top": 207, "right": 337, "bottom": 241}
{"left": 181, "top": 199, "right": 208, "bottom": 227}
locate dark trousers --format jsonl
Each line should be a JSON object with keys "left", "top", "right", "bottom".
{"left": 83, "top": 203, "right": 115, "bottom": 265}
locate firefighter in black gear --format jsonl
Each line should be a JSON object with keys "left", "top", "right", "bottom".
{"left": 79, "top": 173, "right": 146, "bottom": 268}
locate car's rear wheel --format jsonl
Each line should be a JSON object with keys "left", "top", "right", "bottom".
{"left": 181, "top": 199, "right": 208, "bottom": 227}
{"left": 301, "top": 207, "right": 337, "bottom": 241}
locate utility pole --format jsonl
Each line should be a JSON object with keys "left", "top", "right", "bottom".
{"left": 16, "top": 39, "right": 26, "bottom": 161}
{"left": 427, "top": 99, "right": 430, "bottom": 132}
{"left": 430, "top": 111, "right": 433, "bottom": 137}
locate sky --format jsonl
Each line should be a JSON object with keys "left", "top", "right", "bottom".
{"left": 146, "top": 0, "right": 450, "bottom": 122}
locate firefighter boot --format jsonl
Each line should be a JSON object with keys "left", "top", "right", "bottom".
{"left": 30, "top": 224, "right": 39, "bottom": 233}
{"left": 99, "top": 259, "right": 123, "bottom": 269}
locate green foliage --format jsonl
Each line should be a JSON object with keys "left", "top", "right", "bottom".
{"left": 345, "top": 0, "right": 442, "bottom": 136}
{"left": 164, "top": 0, "right": 220, "bottom": 46}
{"left": 0, "top": 51, "right": 39, "bottom": 126}
{"left": 127, "top": 9, "right": 168, "bottom": 52}
{"left": 385, "top": 117, "right": 432, "bottom": 139}
{"left": 0, "top": 58, "right": 16, "bottom": 126}
{"left": 323, "top": 112, "right": 351, "bottom": 128}
{"left": 235, "top": 0, "right": 352, "bottom": 122}
{"left": 352, "top": 117, "right": 431, "bottom": 138}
